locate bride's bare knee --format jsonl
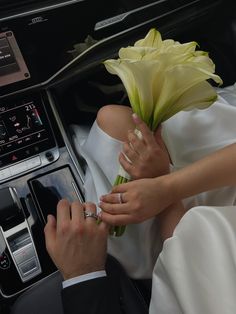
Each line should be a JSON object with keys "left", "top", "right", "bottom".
{"left": 96, "top": 104, "right": 134, "bottom": 141}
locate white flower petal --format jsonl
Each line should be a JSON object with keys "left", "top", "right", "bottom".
{"left": 161, "top": 81, "right": 218, "bottom": 124}
{"left": 104, "top": 28, "right": 223, "bottom": 131}
{"left": 134, "top": 28, "right": 162, "bottom": 48}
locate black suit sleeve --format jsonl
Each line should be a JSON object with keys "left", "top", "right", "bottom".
{"left": 61, "top": 256, "right": 149, "bottom": 314}
{"left": 61, "top": 276, "right": 123, "bottom": 314}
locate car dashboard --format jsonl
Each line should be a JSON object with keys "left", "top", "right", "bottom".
{"left": 0, "top": 0, "right": 235, "bottom": 312}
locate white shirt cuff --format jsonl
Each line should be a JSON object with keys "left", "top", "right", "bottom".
{"left": 62, "top": 270, "right": 107, "bottom": 289}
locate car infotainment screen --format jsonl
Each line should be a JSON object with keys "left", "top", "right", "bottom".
{"left": 0, "top": 94, "right": 56, "bottom": 168}
{"left": 0, "top": 31, "right": 30, "bottom": 88}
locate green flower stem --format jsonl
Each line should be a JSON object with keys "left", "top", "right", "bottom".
{"left": 110, "top": 175, "right": 129, "bottom": 236}
{"left": 114, "top": 175, "right": 129, "bottom": 186}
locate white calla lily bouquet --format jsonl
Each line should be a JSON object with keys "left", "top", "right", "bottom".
{"left": 104, "top": 28, "right": 222, "bottom": 236}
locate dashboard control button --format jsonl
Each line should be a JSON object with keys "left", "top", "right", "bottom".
{"left": 10, "top": 162, "right": 27, "bottom": 175}
{"left": 45, "top": 151, "right": 54, "bottom": 162}
{"left": 0, "top": 252, "right": 10, "bottom": 270}
{"left": 19, "top": 257, "right": 37, "bottom": 276}
{"left": 26, "top": 156, "right": 41, "bottom": 169}
{"left": 0, "top": 168, "right": 11, "bottom": 181}
{"left": 14, "top": 243, "right": 34, "bottom": 264}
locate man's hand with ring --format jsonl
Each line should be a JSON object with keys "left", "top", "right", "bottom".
{"left": 44, "top": 199, "right": 109, "bottom": 280}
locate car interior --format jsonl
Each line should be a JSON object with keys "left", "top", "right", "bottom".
{"left": 0, "top": 0, "right": 236, "bottom": 312}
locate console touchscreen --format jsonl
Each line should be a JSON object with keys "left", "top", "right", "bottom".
{"left": 0, "top": 31, "right": 30, "bottom": 87}
{"left": 0, "top": 95, "right": 56, "bottom": 168}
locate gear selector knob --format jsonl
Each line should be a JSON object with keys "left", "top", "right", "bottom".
{"left": 0, "top": 187, "right": 42, "bottom": 282}
{"left": 0, "top": 187, "right": 24, "bottom": 231}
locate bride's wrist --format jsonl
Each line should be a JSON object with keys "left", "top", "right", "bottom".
{"left": 153, "top": 174, "right": 177, "bottom": 210}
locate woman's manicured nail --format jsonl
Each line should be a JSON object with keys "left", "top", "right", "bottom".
{"left": 132, "top": 113, "right": 139, "bottom": 121}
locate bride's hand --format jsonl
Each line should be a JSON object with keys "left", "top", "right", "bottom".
{"left": 99, "top": 176, "right": 172, "bottom": 225}
{"left": 119, "top": 114, "right": 170, "bottom": 180}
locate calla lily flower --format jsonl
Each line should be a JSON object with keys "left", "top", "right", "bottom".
{"left": 104, "top": 28, "right": 223, "bottom": 236}
{"left": 104, "top": 28, "right": 222, "bottom": 131}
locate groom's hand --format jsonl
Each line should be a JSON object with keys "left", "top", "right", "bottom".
{"left": 44, "top": 199, "right": 109, "bottom": 280}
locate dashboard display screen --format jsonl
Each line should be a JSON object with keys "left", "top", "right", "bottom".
{"left": 0, "top": 31, "right": 30, "bottom": 87}
{"left": 0, "top": 95, "right": 56, "bottom": 168}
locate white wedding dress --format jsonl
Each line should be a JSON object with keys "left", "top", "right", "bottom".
{"left": 72, "top": 84, "right": 236, "bottom": 313}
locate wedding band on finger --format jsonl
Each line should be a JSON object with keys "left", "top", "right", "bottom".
{"left": 118, "top": 193, "right": 124, "bottom": 204}
{"left": 84, "top": 211, "right": 98, "bottom": 220}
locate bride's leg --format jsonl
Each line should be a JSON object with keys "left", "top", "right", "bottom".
{"left": 96, "top": 104, "right": 134, "bottom": 141}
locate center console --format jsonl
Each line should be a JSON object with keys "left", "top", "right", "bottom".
{"left": 0, "top": 0, "right": 89, "bottom": 295}
{"left": 0, "top": 0, "right": 102, "bottom": 296}
{"left": 0, "top": 90, "right": 84, "bottom": 298}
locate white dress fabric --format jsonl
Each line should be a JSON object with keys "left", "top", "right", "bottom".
{"left": 73, "top": 122, "right": 162, "bottom": 279}
{"left": 73, "top": 84, "right": 236, "bottom": 311}
{"left": 149, "top": 205, "right": 236, "bottom": 314}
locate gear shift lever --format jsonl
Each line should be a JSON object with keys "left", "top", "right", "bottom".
{"left": 0, "top": 187, "right": 24, "bottom": 231}
{"left": 0, "top": 187, "right": 41, "bottom": 282}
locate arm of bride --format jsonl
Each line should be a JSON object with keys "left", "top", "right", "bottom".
{"left": 99, "top": 143, "right": 236, "bottom": 238}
